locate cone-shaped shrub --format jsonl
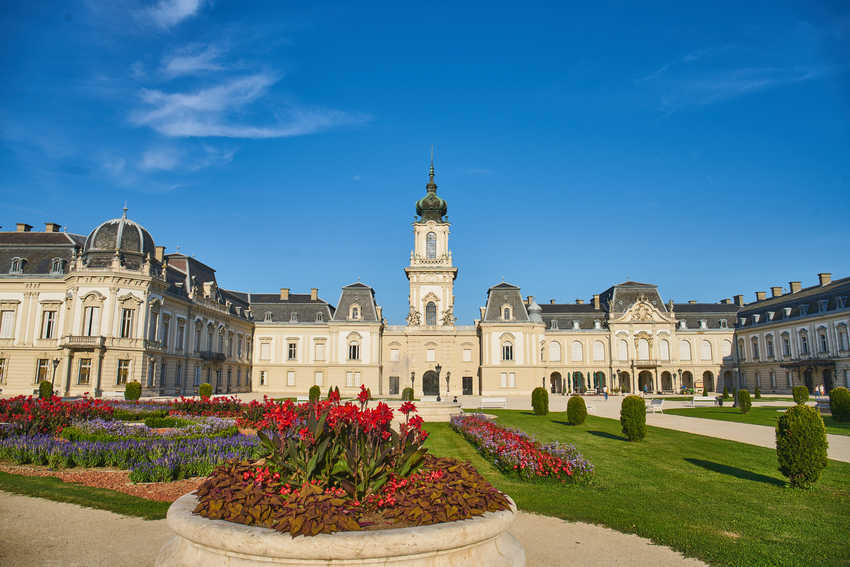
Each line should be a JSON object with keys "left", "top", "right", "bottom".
{"left": 620, "top": 395, "right": 646, "bottom": 441}
{"left": 326, "top": 386, "right": 333, "bottom": 400}
{"left": 308, "top": 385, "right": 321, "bottom": 402}
{"left": 829, "top": 387, "right": 850, "bottom": 422}
{"left": 38, "top": 381, "right": 53, "bottom": 400}
{"left": 567, "top": 395, "right": 587, "bottom": 425}
{"left": 199, "top": 382, "right": 212, "bottom": 399}
{"left": 722, "top": 386, "right": 730, "bottom": 400}
{"left": 754, "top": 387, "right": 761, "bottom": 399}
{"left": 776, "top": 405, "right": 827, "bottom": 488}
{"left": 793, "top": 386, "right": 809, "bottom": 405}
{"left": 401, "top": 387, "right": 414, "bottom": 401}
{"left": 737, "top": 389, "right": 752, "bottom": 414}
{"left": 531, "top": 387, "right": 549, "bottom": 415}
{"left": 124, "top": 380, "right": 142, "bottom": 401}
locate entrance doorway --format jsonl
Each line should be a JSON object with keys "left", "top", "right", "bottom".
{"left": 550, "top": 372, "right": 563, "bottom": 394}
{"left": 638, "top": 371, "right": 653, "bottom": 393}
{"left": 823, "top": 369, "right": 834, "bottom": 393}
{"left": 804, "top": 369, "right": 814, "bottom": 392}
{"left": 619, "top": 372, "right": 631, "bottom": 393}
{"left": 703, "top": 371, "right": 715, "bottom": 393}
{"left": 423, "top": 371, "right": 439, "bottom": 396}
{"left": 462, "top": 376, "right": 473, "bottom": 396}
{"left": 661, "top": 371, "right": 672, "bottom": 392}
{"left": 572, "top": 371, "right": 584, "bottom": 393}
{"left": 681, "top": 371, "right": 694, "bottom": 390}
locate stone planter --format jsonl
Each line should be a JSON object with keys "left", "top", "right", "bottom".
{"left": 156, "top": 492, "right": 525, "bottom": 567}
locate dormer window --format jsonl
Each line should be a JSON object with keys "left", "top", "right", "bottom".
{"left": 572, "top": 320, "right": 580, "bottom": 330}
{"left": 752, "top": 314, "right": 761, "bottom": 323}
{"left": 699, "top": 319, "right": 707, "bottom": 329}
{"left": 680, "top": 320, "right": 688, "bottom": 329}
{"left": 349, "top": 304, "right": 361, "bottom": 320}
{"left": 49, "top": 258, "right": 65, "bottom": 274}
{"left": 316, "top": 312, "right": 324, "bottom": 322}
{"left": 838, "top": 296, "right": 847, "bottom": 309}
{"left": 800, "top": 304, "right": 809, "bottom": 316}
{"left": 264, "top": 311, "right": 273, "bottom": 322}
{"left": 549, "top": 319, "right": 558, "bottom": 330}
{"left": 767, "top": 311, "right": 775, "bottom": 321}
{"left": 503, "top": 306, "right": 512, "bottom": 320}
{"left": 290, "top": 312, "right": 299, "bottom": 323}
{"left": 9, "top": 257, "right": 24, "bottom": 274}
{"left": 783, "top": 307, "right": 792, "bottom": 318}
{"left": 818, "top": 299, "right": 828, "bottom": 313}
{"left": 719, "top": 319, "right": 728, "bottom": 328}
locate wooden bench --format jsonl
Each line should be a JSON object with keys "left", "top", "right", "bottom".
{"left": 646, "top": 398, "right": 664, "bottom": 413}
{"left": 691, "top": 396, "right": 717, "bottom": 407}
{"left": 479, "top": 397, "right": 507, "bottom": 409}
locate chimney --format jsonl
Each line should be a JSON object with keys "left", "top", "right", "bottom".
{"left": 593, "top": 294, "right": 600, "bottom": 310}
{"left": 733, "top": 294, "right": 744, "bottom": 306}
{"left": 376, "top": 306, "right": 383, "bottom": 320}
{"left": 688, "top": 300, "right": 697, "bottom": 304}
{"left": 154, "top": 246, "right": 165, "bottom": 262}
{"left": 479, "top": 306, "right": 486, "bottom": 319}
{"left": 818, "top": 273, "right": 832, "bottom": 286}
{"left": 310, "top": 288, "right": 318, "bottom": 301}
{"left": 550, "top": 299, "right": 556, "bottom": 304}
{"left": 575, "top": 299, "right": 584, "bottom": 305}
{"left": 720, "top": 298, "right": 731, "bottom": 304}
{"left": 755, "top": 291, "right": 767, "bottom": 301}
{"left": 16, "top": 223, "right": 33, "bottom": 232}
{"left": 771, "top": 286, "right": 783, "bottom": 297}
{"left": 789, "top": 281, "right": 802, "bottom": 293}
{"left": 44, "top": 222, "right": 60, "bottom": 232}
{"left": 526, "top": 295, "right": 534, "bottom": 305}
{"left": 280, "top": 288, "right": 289, "bottom": 301}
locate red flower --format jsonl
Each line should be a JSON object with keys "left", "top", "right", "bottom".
{"left": 399, "top": 401, "right": 416, "bottom": 415}
{"left": 357, "top": 384, "right": 370, "bottom": 404}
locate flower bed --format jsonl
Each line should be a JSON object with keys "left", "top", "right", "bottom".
{"left": 168, "top": 396, "right": 243, "bottom": 417}
{"left": 60, "top": 416, "right": 237, "bottom": 441}
{"left": 0, "top": 395, "right": 113, "bottom": 435}
{"left": 450, "top": 413, "right": 594, "bottom": 483}
{"left": 0, "top": 434, "right": 261, "bottom": 482}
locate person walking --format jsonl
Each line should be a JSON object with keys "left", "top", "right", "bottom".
{"left": 603, "top": 385, "right": 609, "bottom": 401}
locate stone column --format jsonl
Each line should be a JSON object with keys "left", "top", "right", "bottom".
{"left": 62, "top": 349, "right": 72, "bottom": 395}
{"left": 94, "top": 348, "right": 104, "bottom": 397}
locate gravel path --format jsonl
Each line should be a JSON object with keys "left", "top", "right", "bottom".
{"left": 0, "top": 491, "right": 705, "bottom": 566}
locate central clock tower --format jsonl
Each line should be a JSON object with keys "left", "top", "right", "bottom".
{"left": 404, "top": 160, "right": 457, "bottom": 328}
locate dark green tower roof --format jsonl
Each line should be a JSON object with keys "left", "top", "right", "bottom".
{"left": 415, "top": 161, "right": 447, "bottom": 222}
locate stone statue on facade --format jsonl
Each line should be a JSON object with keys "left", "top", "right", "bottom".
{"left": 406, "top": 307, "right": 421, "bottom": 326}
{"left": 440, "top": 307, "right": 456, "bottom": 326}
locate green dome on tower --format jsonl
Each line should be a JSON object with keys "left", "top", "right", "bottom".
{"left": 415, "top": 161, "right": 447, "bottom": 222}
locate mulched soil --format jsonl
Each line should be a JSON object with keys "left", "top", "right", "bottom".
{"left": 0, "top": 463, "right": 201, "bottom": 502}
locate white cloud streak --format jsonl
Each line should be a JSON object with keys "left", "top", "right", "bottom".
{"left": 162, "top": 44, "right": 225, "bottom": 77}
{"left": 142, "top": 0, "right": 206, "bottom": 29}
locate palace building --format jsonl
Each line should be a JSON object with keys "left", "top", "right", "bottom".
{"left": 1, "top": 165, "right": 847, "bottom": 398}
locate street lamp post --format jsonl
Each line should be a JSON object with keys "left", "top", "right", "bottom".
{"left": 435, "top": 363, "right": 442, "bottom": 402}
{"left": 445, "top": 371, "right": 451, "bottom": 399}
{"left": 50, "top": 358, "right": 60, "bottom": 394}
{"left": 410, "top": 371, "right": 415, "bottom": 394}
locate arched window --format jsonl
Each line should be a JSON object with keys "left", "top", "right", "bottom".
{"left": 766, "top": 335, "right": 775, "bottom": 358}
{"left": 549, "top": 341, "right": 561, "bottom": 362}
{"left": 751, "top": 337, "right": 760, "bottom": 360}
{"left": 738, "top": 339, "right": 746, "bottom": 360}
{"left": 839, "top": 325, "right": 849, "bottom": 351}
{"left": 593, "top": 341, "right": 605, "bottom": 361}
{"left": 503, "top": 306, "right": 511, "bottom": 320}
{"left": 426, "top": 232, "right": 437, "bottom": 259}
{"left": 659, "top": 339, "right": 670, "bottom": 360}
{"left": 679, "top": 340, "right": 692, "bottom": 361}
{"left": 425, "top": 302, "right": 437, "bottom": 326}
{"left": 571, "top": 341, "right": 583, "bottom": 361}
{"left": 617, "top": 339, "right": 628, "bottom": 360}
{"left": 49, "top": 258, "right": 64, "bottom": 274}
{"left": 721, "top": 339, "right": 732, "bottom": 358}
{"left": 348, "top": 340, "right": 360, "bottom": 360}
{"left": 817, "top": 328, "right": 829, "bottom": 353}
{"left": 349, "top": 304, "right": 361, "bottom": 320}
{"left": 701, "top": 340, "right": 712, "bottom": 361}
{"left": 637, "top": 339, "right": 649, "bottom": 360}
{"left": 781, "top": 333, "right": 791, "bottom": 356}
{"left": 800, "top": 331, "right": 809, "bottom": 355}
{"left": 316, "top": 312, "right": 323, "bottom": 322}
{"left": 501, "top": 342, "right": 513, "bottom": 361}
{"left": 9, "top": 257, "right": 24, "bottom": 274}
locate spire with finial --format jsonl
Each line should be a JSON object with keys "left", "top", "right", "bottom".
{"left": 426, "top": 145, "right": 437, "bottom": 193}
{"left": 415, "top": 146, "right": 447, "bottom": 221}
{"left": 122, "top": 202, "right": 128, "bottom": 219}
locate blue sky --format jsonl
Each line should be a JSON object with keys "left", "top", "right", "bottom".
{"left": 2, "top": 1, "right": 849, "bottom": 323}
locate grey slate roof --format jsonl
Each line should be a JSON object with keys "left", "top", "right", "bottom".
{"left": 0, "top": 231, "right": 84, "bottom": 277}
{"left": 483, "top": 282, "right": 529, "bottom": 322}
{"left": 736, "top": 276, "right": 850, "bottom": 328}
{"left": 249, "top": 288, "right": 336, "bottom": 324}
{"left": 599, "top": 282, "right": 666, "bottom": 314}
{"left": 332, "top": 283, "right": 379, "bottom": 322}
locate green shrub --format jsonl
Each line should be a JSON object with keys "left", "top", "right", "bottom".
{"left": 334, "top": 386, "right": 340, "bottom": 399}
{"left": 829, "top": 387, "right": 850, "bottom": 422}
{"left": 143, "top": 416, "right": 189, "bottom": 428}
{"left": 702, "top": 388, "right": 708, "bottom": 397}
{"left": 401, "top": 387, "right": 414, "bottom": 401}
{"left": 199, "top": 382, "right": 213, "bottom": 399}
{"left": 309, "top": 385, "right": 321, "bottom": 403}
{"left": 326, "top": 386, "right": 333, "bottom": 400}
{"left": 531, "top": 387, "right": 549, "bottom": 415}
{"left": 620, "top": 395, "right": 646, "bottom": 441}
{"left": 566, "top": 395, "right": 587, "bottom": 425}
{"left": 112, "top": 408, "right": 168, "bottom": 421}
{"left": 722, "top": 386, "right": 730, "bottom": 400}
{"left": 124, "top": 381, "right": 142, "bottom": 401}
{"left": 737, "top": 389, "right": 752, "bottom": 413}
{"left": 754, "top": 387, "right": 761, "bottom": 399}
{"left": 776, "top": 405, "right": 828, "bottom": 488}
{"left": 793, "top": 385, "right": 809, "bottom": 405}
{"left": 38, "top": 381, "right": 53, "bottom": 400}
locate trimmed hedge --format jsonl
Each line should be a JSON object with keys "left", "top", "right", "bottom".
{"left": 531, "top": 387, "right": 549, "bottom": 415}
{"left": 737, "top": 389, "right": 752, "bottom": 414}
{"left": 620, "top": 395, "right": 646, "bottom": 441}
{"left": 143, "top": 416, "right": 189, "bottom": 428}
{"left": 793, "top": 385, "right": 809, "bottom": 405}
{"left": 38, "top": 381, "right": 53, "bottom": 400}
{"left": 199, "top": 383, "right": 213, "bottom": 399}
{"left": 776, "top": 405, "right": 828, "bottom": 488}
{"left": 112, "top": 408, "right": 168, "bottom": 421}
{"left": 308, "top": 385, "right": 321, "bottom": 403}
{"left": 829, "top": 387, "right": 850, "bottom": 422}
{"left": 124, "top": 381, "right": 142, "bottom": 401}
{"left": 401, "top": 387, "right": 414, "bottom": 401}
{"left": 566, "top": 395, "right": 587, "bottom": 425}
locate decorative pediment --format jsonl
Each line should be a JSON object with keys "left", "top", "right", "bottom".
{"left": 613, "top": 296, "right": 673, "bottom": 324}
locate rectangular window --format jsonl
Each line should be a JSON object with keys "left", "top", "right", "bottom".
{"left": 786, "top": 371, "right": 792, "bottom": 387}
{"left": 288, "top": 342, "right": 297, "bottom": 360}
{"left": 314, "top": 371, "right": 323, "bottom": 386}
{"left": 390, "top": 348, "right": 400, "bottom": 361}
{"left": 389, "top": 375, "right": 399, "bottom": 395}
{"left": 35, "top": 359, "right": 50, "bottom": 383}
{"left": 228, "top": 333, "right": 234, "bottom": 357}
{"left": 346, "top": 372, "right": 354, "bottom": 387}
{"left": 176, "top": 363, "right": 183, "bottom": 386}
{"left": 509, "top": 372, "right": 516, "bottom": 388}
{"left": 161, "top": 316, "right": 170, "bottom": 350}
{"left": 237, "top": 368, "right": 241, "bottom": 385}
{"left": 259, "top": 370, "right": 266, "bottom": 386}
{"left": 500, "top": 372, "right": 507, "bottom": 388}
{"left": 463, "top": 348, "right": 472, "bottom": 362}
{"left": 120, "top": 309, "right": 134, "bottom": 338}
{"left": 77, "top": 358, "right": 91, "bottom": 385}
{"left": 194, "top": 326, "right": 201, "bottom": 353}
{"left": 782, "top": 336, "right": 791, "bottom": 356}
{"left": 41, "top": 310, "right": 57, "bottom": 339}
{"left": 819, "top": 333, "right": 828, "bottom": 353}
{"left": 355, "top": 372, "right": 360, "bottom": 386}
{"left": 349, "top": 343, "right": 360, "bottom": 360}
{"left": 766, "top": 339, "right": 774, "bottom": 358}
{"left": 237, "top": 336, "right": 243, "bottom": 357}
{"left": 82, "top": 306, "right": 100, "bottom": 336}
{"left": 117, "top": 359, "right": 130, "bottom": 385}
{"left": 314, "top": 342, "right": 326, "bottom": 361}
{"left": 426, "top": 349, "right": 435, "bottom": 362}
{"left": 287, "top": 370, "right": 295, "bottom": 386}
{"left": 502, "top": 344, "right": 513, "bottom": 361}
{"left": 148, "top": 311, "right": 158, "bottom": 341}
{"left": 260, "top": 342, "right": 271, "bottom": 360}
{"left": 176, "top": 322, "right": 185, "bottom": 351}
{"left": 462, "top": 376, "right": 473, "bottom": 395}
{"left": 148, "top": 361, "right": 156, "bottom": 387}
{"left": 215, "top": 369, "right": 222, "bottom": 390}
{"left": 0, "top": 310, "right": 15, "bottom": 338}
{"left": 0, "top": 358, "right": 6, "bottom": 384}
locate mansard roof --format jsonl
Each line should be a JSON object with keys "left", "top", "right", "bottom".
{"left": 249, "top": 289, "right": 336, "bottom": 324}
{"left": 736, "top": 276, "right": 850, "bottom": 327}
{"left": 333, "top": 283, "right": 379, "bottom": 322}
{"left": 483, "top": 282, "right": 529, "bottom": 322}
{"left": 0, "top": 230, "right": 84, "bottom": 276}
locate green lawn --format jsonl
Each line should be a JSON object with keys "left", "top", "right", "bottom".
{"left": 425, "top": 411, "right": 850, "bottom": 567}
{"left": 665, "top": 406, "right": 850, "bottom": 436}
{"left": 0, "top": 470, "right": 170, "bottom": 519}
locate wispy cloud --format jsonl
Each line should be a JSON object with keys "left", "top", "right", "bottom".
{"left": 140, "top": 147, "right": 180, "bottom": 170}
{"left": 141, "top": 0, "right": 206, "bottom": 29}
{"left": 130, "top": 72, "right": 364, "bottom": 138}
{"left": 162, "top": 44, "right": 225, "bottom": 77}
{"left": 139, "top": 144, "right": 235, "bottom": 172}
